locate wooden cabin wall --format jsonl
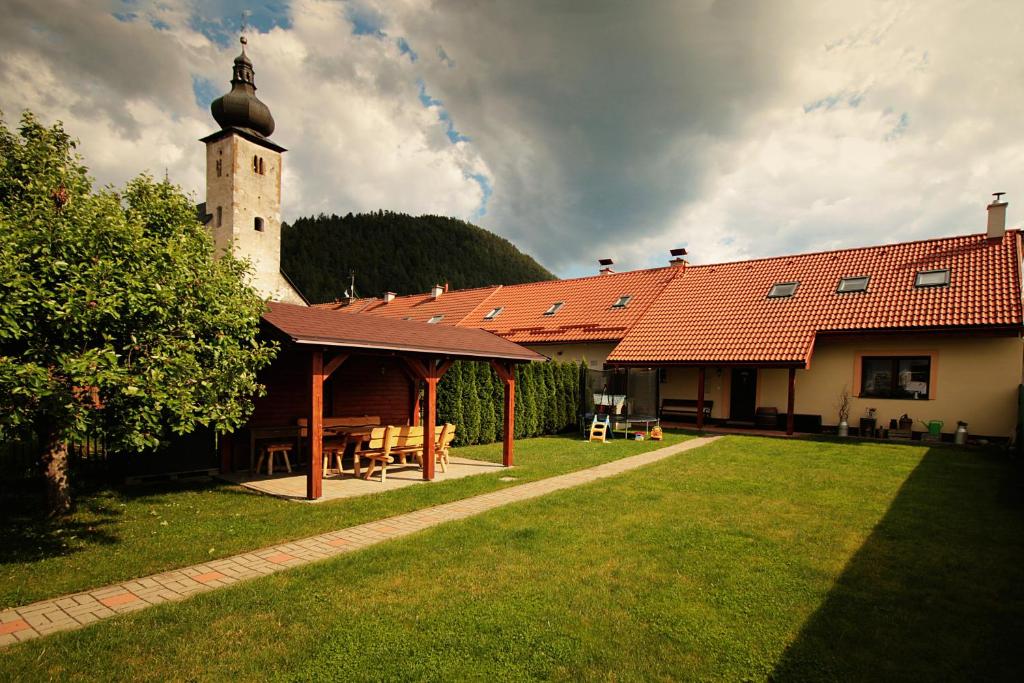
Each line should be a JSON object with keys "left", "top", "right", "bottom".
{"left": 331, "top": 356, "right": 412, "bottom": 426}
{"left": 249, "top": 346, "right": 310, "bottom": 427}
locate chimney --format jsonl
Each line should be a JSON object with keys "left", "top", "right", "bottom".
{"left": 444, "top": 282, "right": 449, "bottom": 292}
{"left": 383, "top": 291, "right": 396, "bottom": 303}
{"left": 987, "top": 192, "right": 1008, "bottom": 240}
{"left": 669, "top": 247, "right": 688, "bottom": 268}
{"left": 598, "top": 258, "right": 615, "bottom": 275}
{"left": 431, "top": 284, "right": 444, "bottom": 299}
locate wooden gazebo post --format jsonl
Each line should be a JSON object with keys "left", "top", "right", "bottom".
{"left": 490, "top": 360, "right": 516, "bottom": 467}
{"left": 403, "top": 357, "right": 452, "bottom": 481}
{"left": 307, "top": 349, "right": 349, "bottom": 501}
{"left": 696, "top": 366, "right": 706, "bottom": 431}
{"left": 308, "top": 349, "right": 324, "bottom": 500}
{"left": 786, "top": 367, "right": 796, "bottom": 436}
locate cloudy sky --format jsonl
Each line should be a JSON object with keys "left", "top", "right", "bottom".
{"left": 2, "top": 0, "right": 1022, "bottom": 278}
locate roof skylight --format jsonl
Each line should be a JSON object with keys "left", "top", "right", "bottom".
{"left": 612, "top": 295, "right": 632, "bottom": 308}
{"left": 915, "top": 269, "right": 950, "bottom": 288}
{"left": 484, "top": 307, "right": 503, "bottom": 320}
{"left": 543, "top": 301, "right": 564, "bottom": 316}
{"left": 427, "top": 314, "right": 444, "bottom": 324}
{"left": 767, "top": 282, "right": 799, "bottom": 298}
{"left": 837, "top": 276, "right": 870, "bottom": 293}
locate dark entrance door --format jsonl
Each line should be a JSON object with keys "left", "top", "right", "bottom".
{"left": 729, "top": 368, "right": 757, "bottom": 422}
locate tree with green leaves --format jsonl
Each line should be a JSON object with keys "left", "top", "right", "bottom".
{"left": 0, "top": 113, "right": 277, "bottom": 514}
{"left": 476, "top": 363, "right": 496, "bottom": 446}
{"left": 460, "top": 362, "right": 481, "bottom": 445}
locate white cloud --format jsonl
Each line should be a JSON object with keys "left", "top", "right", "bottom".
{"left": 2, "top": 0, "right": 1023, "bottom": 277}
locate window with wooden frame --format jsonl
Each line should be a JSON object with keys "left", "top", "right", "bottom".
{"left": 860, "top": 355, "right": 931, "bottom": 399}
{"left": 612, "top": 294, "right": 632, "bottom": 308}
{"left": 837, "top": 276, "right": 870, "bottom": 293}
{"left": 543, "top": 301, "right": 564, "bottom": 316}
{"left": 915, "top": 269, "right": 950, "bottom": 288}
{"left": 767, "top": 281, "right": 799, "bottom": 298}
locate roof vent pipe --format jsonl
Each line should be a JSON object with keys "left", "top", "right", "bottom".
{"left": 383, "top": 291, "right": 396, "bottom": 303}
{"left": 431, "top": 284, "right": 444, "bottom": 299}
{"left": 669, "top": 247, "right": 688, "bottom": 267}
{"left": 598, "top": 258, "right": 615, "bottom": 275}
{"left": 987, "top": 192, "right": 1008, "bottom": 240}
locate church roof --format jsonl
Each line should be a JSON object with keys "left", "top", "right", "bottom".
{"left": 210, "top": 36, "right": 276, "bottom": 141}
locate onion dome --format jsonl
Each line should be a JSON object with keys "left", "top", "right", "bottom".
{"left": 210, "top": 36, "right": 275, "bottom": 138}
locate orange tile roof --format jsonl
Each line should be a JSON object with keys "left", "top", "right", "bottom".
{"left": 315, "top": 286, "right": 502, "bottom": 325}
{"left": 471, "top": 267, "right": 683, "bottom": 342}
{"left": 607, "top": 231, "right": 1023, "bottom": 366}
{"left": 319, "top": 268, "right": 683, "bottom": 344}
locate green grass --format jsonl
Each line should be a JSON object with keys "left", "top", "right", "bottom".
{"left": 0, "top": 431, "right": 689, "bottom": 609}
{"left": 3, "top": 436, "right": 1022, "bottom": 681}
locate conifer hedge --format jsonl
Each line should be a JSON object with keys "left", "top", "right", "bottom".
{"left": 436, "top": 360, "right": 583, "bottom": 446}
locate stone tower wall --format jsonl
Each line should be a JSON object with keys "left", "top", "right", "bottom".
{"left": 205, "top": 133, "right": 305, "bottom": 305}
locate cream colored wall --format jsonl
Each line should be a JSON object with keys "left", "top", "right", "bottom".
{"left": 526, "top": 343, "right": 617, "bottom": 368}
{"left": 791, "top": 334, "right": 1022, "bottom": 437}
{"left": 659, "top": 367, "right": 729, "bottom": 419}
{"left": 205, "top": 134, "right": 305, "bottom": 305}
{"left": 655, "top": 333, "right": 1022, "bottom": 436}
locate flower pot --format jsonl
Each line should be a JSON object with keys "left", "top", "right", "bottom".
{"left": 838, "top": 420, "right": 849, "bottom": 437}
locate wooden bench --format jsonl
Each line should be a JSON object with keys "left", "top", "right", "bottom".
{"left": 354, "top": 426, "right": 396, "bottom": 482}
{"left": 432, "top": 423, "right": 456, "bottom": 472}
{"left": 660, "top": 398, "right": 713, "bottom": 422}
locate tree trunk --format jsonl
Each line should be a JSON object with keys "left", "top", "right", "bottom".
{"left": 41, "top": 426, "right": 72, "bottom": 516}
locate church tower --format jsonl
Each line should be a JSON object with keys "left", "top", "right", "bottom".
{"left": 201, "top": 36, "right": 306, "bottom": 305}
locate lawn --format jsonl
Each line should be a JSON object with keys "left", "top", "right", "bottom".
{"left": 0, "top": 430, "right": 689, "bottom": 609}
{"left": 3, "top": 436, "right": 1023, "bottom": 681}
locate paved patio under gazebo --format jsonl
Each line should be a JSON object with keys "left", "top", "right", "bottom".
{"left": 221, "top": 456, "right": 507, "bottom": 503}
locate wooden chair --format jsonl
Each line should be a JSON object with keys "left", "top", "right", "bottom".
{"left": 355, "top": 426, "right": 396, "bottom": 482}
{"left": 255, "top": 442, "right": 293, "bottom": 475}
{"left": 435, "top": 423, "right": 455, "bottom": 472}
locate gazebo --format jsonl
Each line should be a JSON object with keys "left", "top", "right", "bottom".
{"left": 220, "top": 302, "right": 544, "bottom": 500}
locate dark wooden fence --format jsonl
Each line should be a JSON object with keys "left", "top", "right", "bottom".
{"left": 1, "top": 428, "right": 217, "bottom": 483}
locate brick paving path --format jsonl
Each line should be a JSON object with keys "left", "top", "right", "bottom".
{"left": 0, "top": 436, "right": 717, "bottom": 647}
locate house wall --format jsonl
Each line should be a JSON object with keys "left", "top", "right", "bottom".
{"left": 525, "top": 342, "right": 617, "bottom": 368}
{"left": 659, "top": 367, "right": 730, "bottom": 420}
{"left": 658, "top": 332, "right": 1024, "bottom": 437}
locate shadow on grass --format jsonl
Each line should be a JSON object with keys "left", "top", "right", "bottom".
{"left": 771, "top": 447, "right": 1024, "bottom": 681}
{"left": 0, "top": 477, "right": 256, "bottom": 566}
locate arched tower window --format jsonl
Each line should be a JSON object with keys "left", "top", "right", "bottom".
{"left": 215, "top": 158, "right": 222, "bottom": 177}
{"left": 252, "top": 155, "right": 259, "bottom": 173}
{"left": 258, "top": 158, "right": 265, "bottom": 175}
{"left": 216, "top": 206, "right": 222, "bottom": 227}
{"left": 254, "top": 217, "right": 265, "bottom": 232}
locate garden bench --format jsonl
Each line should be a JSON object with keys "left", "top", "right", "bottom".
{"left": 660, "top": 398, "right": 713, "bottom": 422}
{"left": 354, "top": 426, "right": 397, "bottom": 482}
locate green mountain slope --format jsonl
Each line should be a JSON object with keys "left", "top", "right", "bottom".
{"left": 280, "top": 211, "right": 556, "bottom": 304}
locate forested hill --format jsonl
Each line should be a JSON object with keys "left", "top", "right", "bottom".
{"left": 280, "top": 211, "right": 556, "bottom": 304}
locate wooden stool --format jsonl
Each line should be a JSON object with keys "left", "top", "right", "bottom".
{"left": 322, "top": 439, "right": 346, "bottom": 475}
{"left": 256, "top": 443, "right": 293, "bottom": 475}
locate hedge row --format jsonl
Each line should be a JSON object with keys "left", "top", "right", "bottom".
{"left": 436, "top": 360, "right": 583, "bottom": 446}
